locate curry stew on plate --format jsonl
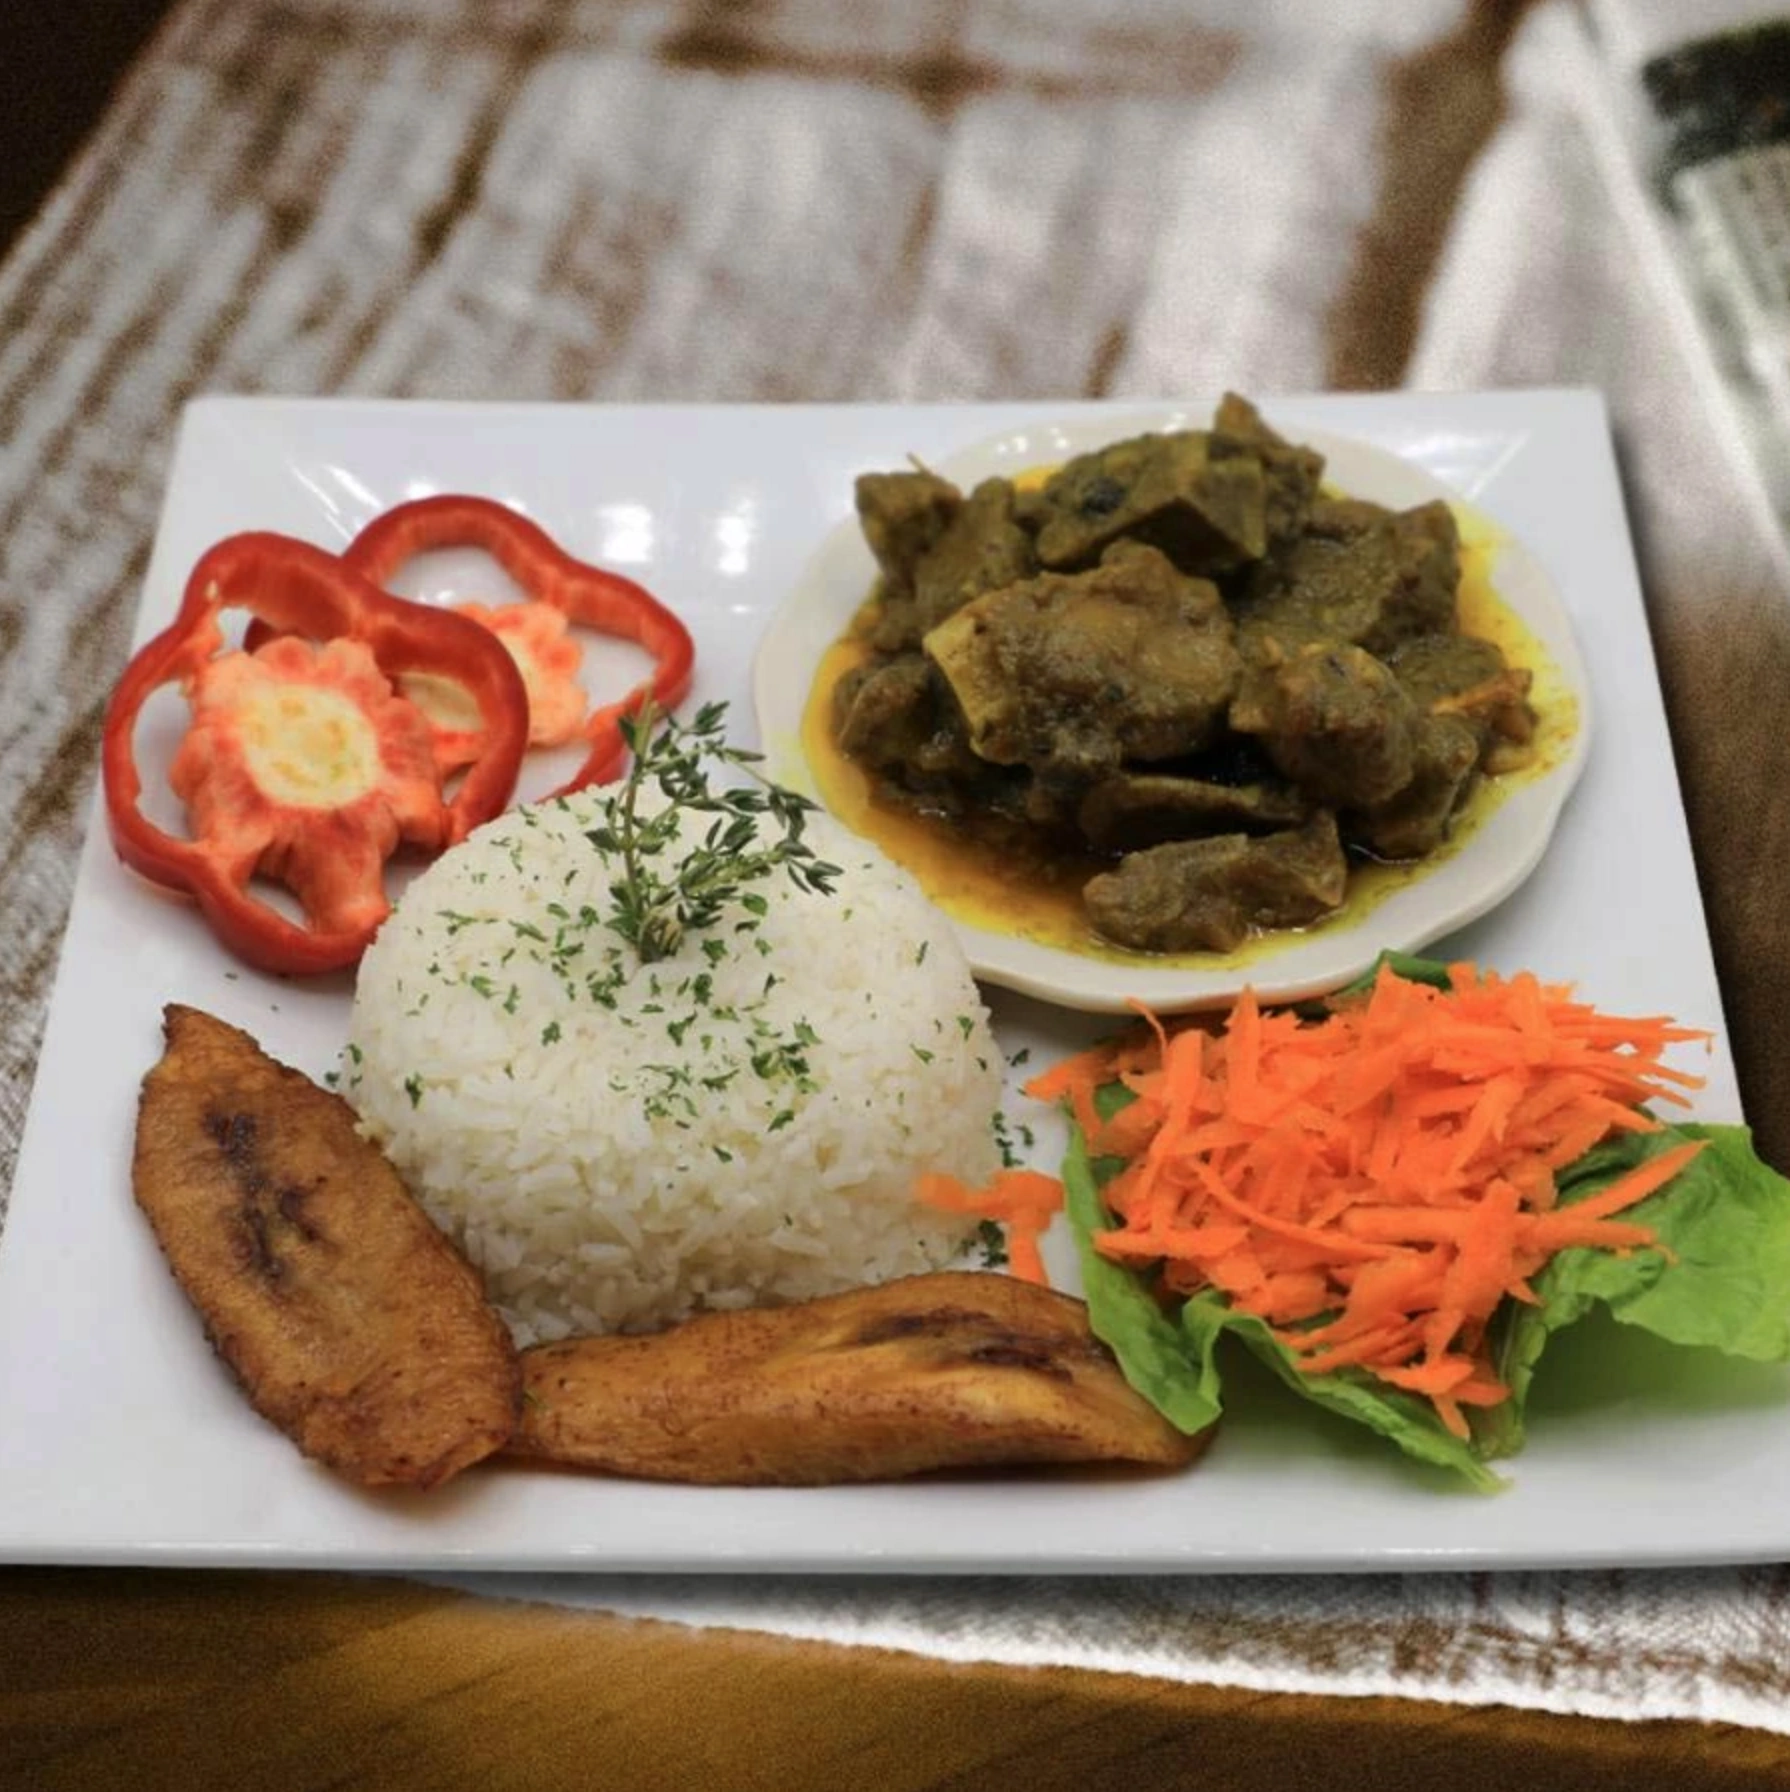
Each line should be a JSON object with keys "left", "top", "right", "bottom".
{"left": 821, "top": 395, "right": 1545, "bottom": 959}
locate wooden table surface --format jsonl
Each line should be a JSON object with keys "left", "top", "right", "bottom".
{"left": 7, "top": 1, "right": 1790, "bottom": 1784}
{"left": 9, "top": 1568, "right": 1790, "bottom": 1791}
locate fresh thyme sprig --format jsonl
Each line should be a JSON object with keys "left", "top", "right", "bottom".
{"left": 585, "top": 699, "right": 842, "bottom": 965}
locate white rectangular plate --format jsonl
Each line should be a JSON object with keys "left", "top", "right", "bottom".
{"left": 0, "top": 391, "right": 1763, "bottom": 1573}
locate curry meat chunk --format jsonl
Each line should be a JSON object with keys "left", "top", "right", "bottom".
{"left": 1303, "top": 493, "right": 1399, "bottom": 541}
{"left": 1239, "top": 497, "right": 1461, "bottom": 656}
{"left": 1083, "top": 812, "right": 1349, "bottom": 955}
{"left": 1076, "top": 767, "right": 1308, "bottom": 853}
{"left": 1230, "top": 636, "right": 1424, "bottom": 811}
{"left": 834, "top": 651, "right": 944, "bottom": 772}
{"left": 832, "top": 649, "right": 1027, "bottom": 821}
{"left": 1212, "top": 392, "right": 1325, "bottom": 550}
{"left": 912, "top": 477, "right": 1036, "bottom": 633}
{"left": 857, "top": 472, "right": 1038, "bottom": 651}
{"left": 1030, "top": 430, "right": 1269, "bottom": 574}
{"left": 923, "top": 541, "right": 1242, "bottom": 779}
{"left": 1386, "top": 631, "right": 1537, "bottom": 764}
{"left": 1347, "top": 712, "right": 1482, "bottom": 860}
{"left": 854, "top": 465, "right": 960, "bottom": 596}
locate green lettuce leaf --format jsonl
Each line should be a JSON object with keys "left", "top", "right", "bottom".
{"left": 1062, "top": 1125, "right": 1503, "bottom": 1489}
{"left": 1061, "top": 1128, "right": 1220, "bottom": 1437}
{"left": 1056, "top": 950, "right": 1790, "bottom": 1488}
{"left": 1177, "top": 1292, "right": 1504, "bottom": 1490}
{"left": 1477, "top": 1122, "right": 1790, "bottom": 1457}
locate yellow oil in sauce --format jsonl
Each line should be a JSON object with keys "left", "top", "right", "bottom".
{"left": 800, "top": 500, "right": 1580, "bottom": 972}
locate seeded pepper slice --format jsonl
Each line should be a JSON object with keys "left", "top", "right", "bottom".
{"left": 343, "top": 495, "right": 695, "bottom": 792}
{"left": 102, "top": 531, "right": 530, "bottom": 976}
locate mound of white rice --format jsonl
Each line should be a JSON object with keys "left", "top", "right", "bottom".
{"left": 345, "top": 792, "right": 1002, "bottom": 1343}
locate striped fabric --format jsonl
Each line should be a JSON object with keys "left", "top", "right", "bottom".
{"left": 1, "top": 0, "right": 1516, "bottom": 1196}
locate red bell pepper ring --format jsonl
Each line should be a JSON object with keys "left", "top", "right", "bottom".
{"left": 102, "top": 531, "right": 531, "bottom": 976}
{"left": 341, "top": 494, "right": 696, "bottom": 792}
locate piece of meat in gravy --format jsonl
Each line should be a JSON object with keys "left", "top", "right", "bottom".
{"left": 833, "top": 651, "right": 943, "bottom": 770}
{"left": 911, "top": 476, "right": 1037, "bottom": 635}
{"left": 1212, "top": 392, "right": 1325, "bottom": 551}
{"left": 1346, "top": 712, "right": 1483, "bottom": 860}
{"left": 832, "top": 649, "right": 1029, "bottom": 820}
{"left": 1237, "top": 497, "right": 1460, "bottom": 655}
{"left": 1029, "top": 429, "right": 1269, "bottom": 573}
{"left": 1230, "top": 635, "right": 1423, "bottom": 810}
{"left": 923, "top": 540, "right": 1242, "bottom": 780}
{"left": 132, "top": 1005, "right": 520, "bottom": 1490}
{"left": 854, "top": 465, "right": 960, "bottom": 596}
{"left": 508, "top": 1271, "right": 1207, "bottom": 1485}
{"left": 1083, "top": 811, "right": 1349, "bottom": 954}
{"left": 1077, "top": 768, "right": 1309, "bottom": 852}
{"left": 854, "top": 465, "right": 964, "bottom": 648}
{"left": 1386, "top": 631, "right": 1537, "bottom": 768}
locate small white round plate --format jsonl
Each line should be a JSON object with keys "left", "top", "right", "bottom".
{"left": 753, "top": 408, "right": 1592, "bottom": 1014}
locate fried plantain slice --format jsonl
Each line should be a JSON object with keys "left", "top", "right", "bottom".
{"left": 509, "top": 1270, "right": 1209, "bottom": 1484}
{"left": 133, "top": 1005, "right": 520, "bottom": 1489}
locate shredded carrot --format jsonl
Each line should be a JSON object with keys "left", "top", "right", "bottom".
{"left": 939, "top": 961, "right": 1710, "bottom": 1436}
{"left": 916, "top": 1168, "right": 1062, "bottom": 1287}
